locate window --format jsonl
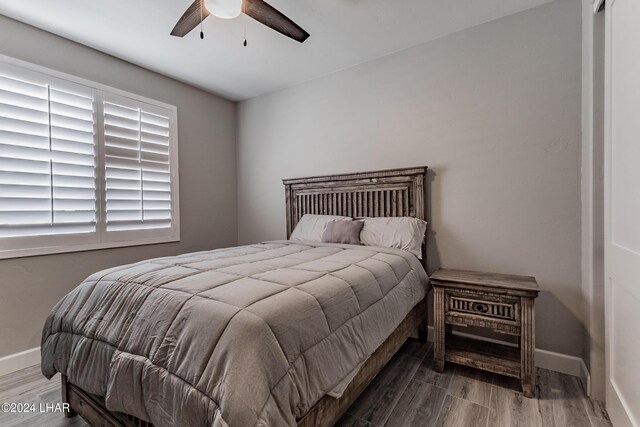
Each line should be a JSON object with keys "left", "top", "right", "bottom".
{"left": 102, "top": 94, "right": 176, "bottom": 240}
{"left": 0, "top": 59, "right": 179, "bottom": 259}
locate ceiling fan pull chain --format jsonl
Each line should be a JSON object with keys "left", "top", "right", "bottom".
{"left": 200, "top": 0, "right": 205, "bottom": 39}
{"left": 243, "top": 3, "right": 247, "bottom": 47}
{"left": 243, "top": 22, "right": 247, "bottom": 47}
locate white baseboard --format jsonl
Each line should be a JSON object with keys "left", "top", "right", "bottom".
{"left": 580, "top": 358, "right": 591, "bottom": 396}
{"left": 536, "top": 347, "right": 591, "bottom": 393}
{"left": 426, "top": 326, "right": 591, "bottom": 388}
{"left": 0, "top": 332, "right": 592, "bottom": 396}
{"left": 0, "top": 347, "right": 41, "bottom": 377}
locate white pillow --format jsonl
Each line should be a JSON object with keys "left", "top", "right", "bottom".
{"left": 290, "top": 214, "right": 352, "bottom": 242}
{"left": 360, "top": 217, "right": 427, "bottom": 259}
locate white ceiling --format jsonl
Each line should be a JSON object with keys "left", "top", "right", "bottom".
{"left": 0, "top": 0, "right": 553, "bottom": 101}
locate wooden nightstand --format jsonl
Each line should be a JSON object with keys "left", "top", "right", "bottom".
{"left": 430, "top": 269, "right": 540, "bottom": 397}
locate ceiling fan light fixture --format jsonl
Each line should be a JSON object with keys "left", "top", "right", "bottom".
{"left": 204, "top": 0, "right": 243, "bottom": 19}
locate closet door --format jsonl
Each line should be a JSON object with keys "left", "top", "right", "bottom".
{"left": 604, "top": 0, "right": 640, "bottom": 425}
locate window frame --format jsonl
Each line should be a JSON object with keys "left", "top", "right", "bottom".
{"left": 0, "top": 54, "right": 180, "bottom": 260}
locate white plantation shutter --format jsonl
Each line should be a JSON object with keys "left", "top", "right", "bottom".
{"left": 103, "top": 94, "right": 174, "bottom": 234}
{"left": 0, "top": 59, "right": 179, "bottom": 259}
{"left": 0, "top": 65, "right": 97, "bottom": 240}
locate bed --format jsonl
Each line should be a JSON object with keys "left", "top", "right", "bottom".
{"left": 42, "top": 166, "right": 430, "bottom": 427}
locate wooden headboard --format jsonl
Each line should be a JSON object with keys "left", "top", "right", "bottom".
{"left": 283, "top": 166, "right": 428, "bottom": 261}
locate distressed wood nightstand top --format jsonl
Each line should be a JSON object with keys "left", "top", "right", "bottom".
{"left": 430, "top": 269, "right": 539, "bottom": 294}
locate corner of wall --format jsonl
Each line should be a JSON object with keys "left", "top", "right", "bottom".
{"left": 580, "top": 0, "right": 606, "bottom": 401}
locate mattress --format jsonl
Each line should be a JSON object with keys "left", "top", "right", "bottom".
{"left": 41, "top": 241, "right": 428, "bottom": 426}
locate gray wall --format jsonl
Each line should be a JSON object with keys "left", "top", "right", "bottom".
{"left": 237, "top": 0, "right": 584, "bottom": 356}
{"left": 0, "top": 16, "right": 238, "bottom": 357}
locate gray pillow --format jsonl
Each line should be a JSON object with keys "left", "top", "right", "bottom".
{"left": 321, "top": 220, "right": 364, "bottom": 245}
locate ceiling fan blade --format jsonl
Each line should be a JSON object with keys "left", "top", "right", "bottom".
{"left": 171, "top": 0, "right": 210, "bottom": 37}
{"left": 243, "top": 0, "right": 310, "bottom": 43}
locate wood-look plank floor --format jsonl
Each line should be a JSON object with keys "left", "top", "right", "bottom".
{"left": 0, "top": 341, "right": 611, "bottom": 427}
{"left": 340, "top": 340, "right": 611, "bottom": 427}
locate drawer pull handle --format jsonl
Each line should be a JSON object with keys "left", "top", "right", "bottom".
{"left": 472, "top": 303, "right": 489, "bottom": 313}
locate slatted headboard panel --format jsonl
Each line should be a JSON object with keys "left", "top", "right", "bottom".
{"left": 283, "top": 167, "right": 428, "bottom": 261}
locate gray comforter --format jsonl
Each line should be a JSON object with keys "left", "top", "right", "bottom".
{"left": 41, "top": 241, "right": 428, "bottom": 426}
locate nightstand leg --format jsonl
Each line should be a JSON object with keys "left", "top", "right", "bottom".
{"left": 434, "top": 287, "right": 445, "bottom": 373}
{"left": 520, "top": 297, "right": 535, "bottom": 398}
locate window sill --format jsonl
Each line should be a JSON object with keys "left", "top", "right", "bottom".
{"left": 0, "top": 234, "right": 180, "bottom": 261}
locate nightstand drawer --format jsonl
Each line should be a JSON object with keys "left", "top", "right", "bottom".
{"left": 445, "top": 289, "right": 520, "bottom": 331}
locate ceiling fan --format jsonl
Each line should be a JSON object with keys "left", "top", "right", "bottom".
{"left": 171, "top": 0, "right": 310, "bottom": 43}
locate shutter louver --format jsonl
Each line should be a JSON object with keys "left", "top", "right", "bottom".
{"left": 0, "top": 72, "right": 96, "bottom": 238}
{"left": 104, "top": 99, "right": 172, "bottom": 232}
